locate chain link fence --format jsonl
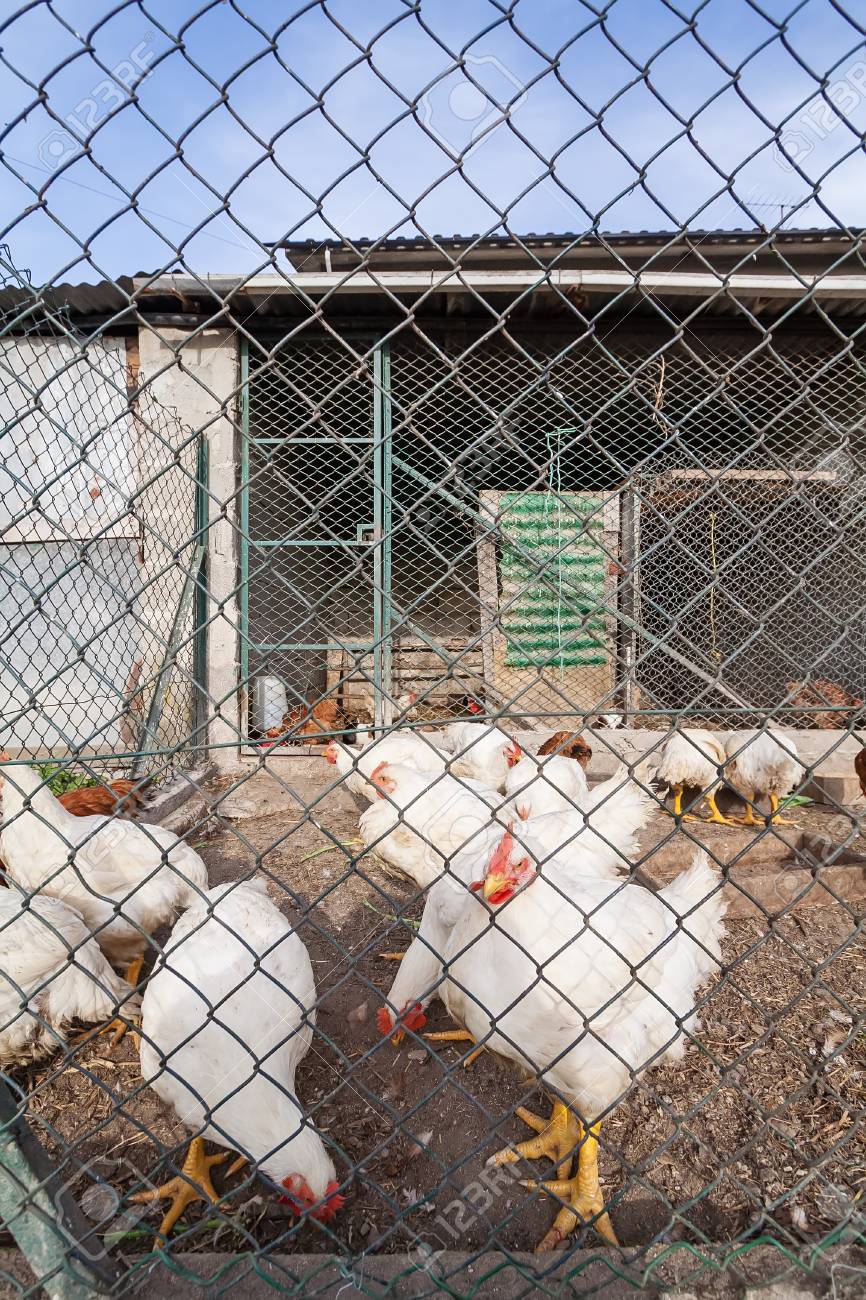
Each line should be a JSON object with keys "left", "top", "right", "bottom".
{"left": 0, "top": 2, "right": 865, "bottom": 1297}
{"left": 0, "top": 249, "right": 205, "bottom": 780}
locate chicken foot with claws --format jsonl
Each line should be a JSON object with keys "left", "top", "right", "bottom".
{"left": 487, "top": 1098, "right": 579, "bottom": 1181}
{"left": 70, "top": 955, "right": 143, "bottom": 1050}
{"left": 130, "top": 1137, "right": 239, "bottom": 1243}
{"left": 670, "top": 784, "right": 733, "bottom": 826}
{"left": 736, "top": 789, "right": 796, "bottom": 827}
{"left": 423, "top": 1026, "right": 485, "bottom": 1067}
{"left": 522, "top": 1119, "right": 619, "bottom": 1250}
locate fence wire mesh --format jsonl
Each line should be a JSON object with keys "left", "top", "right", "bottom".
{"left": 0, "top": 249, "right": 204, "bottom": 776}
{"left": 0, "top": 2, "right": 865, "bottom": 1297}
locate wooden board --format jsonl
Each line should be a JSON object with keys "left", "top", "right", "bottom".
{"left": 326, "top": 640, "right": 485, "bottom": 716}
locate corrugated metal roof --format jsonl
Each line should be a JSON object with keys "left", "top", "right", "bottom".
{"left": 271, "top": 227, "right": 866, "bottom": 279}
{"left": 274, "top": 227, "right": 864, "bottom": 252}
{"left": 0, "top": 273, "right": 144, "bottom": 321}
{"left": 3, "top": 229, "right": 866, "bottom": 324}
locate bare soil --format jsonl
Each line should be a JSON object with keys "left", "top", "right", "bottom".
{"left": 13, "top": 768, "right": 866, "bottom": 1269}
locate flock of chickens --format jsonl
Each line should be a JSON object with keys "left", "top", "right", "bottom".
{"left": 0, "top": 717, "right": 807, "bottom": 1252}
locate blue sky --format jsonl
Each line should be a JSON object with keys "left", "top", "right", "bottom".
{"left": 1, "top": 0, "right": 865, "bottom": 286}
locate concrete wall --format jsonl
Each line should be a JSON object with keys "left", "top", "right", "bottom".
{"left": 137, "top": 326, "right": 242, "bottom": 771}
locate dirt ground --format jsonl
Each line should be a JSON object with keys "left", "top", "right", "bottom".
{"left": 14, "top": 766, "right": 866, "bottom": 1271}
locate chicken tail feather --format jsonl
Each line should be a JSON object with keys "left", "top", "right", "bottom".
{"left": 659, "top": 851, "right": 727, "bottom": 961}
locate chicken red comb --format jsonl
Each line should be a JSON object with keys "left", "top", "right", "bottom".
{"left": 279, "top": 1176, "right": 346, "bottom": 1219}
{"left": 467, "top": 699, "right": 483, "bottom": 714}
{"left": 369, "top": 760, "right": 394, "bottom": 797}
{"left": 377, "top": 1002, "right": 426, "bottom": 1043}
{"left": 488, "top": 828, "right": 515, "bottom": 876}
{"left": 324, "top": 741, "right": 338, "bottom": 764}
{"left": 376, "top": 1006, "right": 394, "bottom": 1036}
{"left": 401, "top": 1002, "right": 427, "bottom": 1033}
{"left": 312, "top": 1180, "right": 346, "bottom": 1221}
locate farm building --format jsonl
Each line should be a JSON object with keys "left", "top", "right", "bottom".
{"left": 2, "top": 230, "right": 865, "bottom": 766}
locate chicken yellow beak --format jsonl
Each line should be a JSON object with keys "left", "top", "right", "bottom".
{"left": 482, "top": 872, "right": 509, "bottom": 901}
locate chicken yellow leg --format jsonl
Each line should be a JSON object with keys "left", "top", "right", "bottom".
{"left": 107, "top": 956, "right": 144, "bottom": 1047}
{"left": 669, "top": 784, "right": 701, "bottom": 822}
{"left": 487, "top": 1099, "right": 580, "bottom": 1181}
{"left": 769, "top": 793, "right": 796, "bottom": 825}
{"left": 522, "top": 1120, "right": 619, "bottom": 1250}
{"left": 735, "top": 789, "right": 765, "bottom": 827}
{"left": 702, "top": 791, "right": 735, "bottom": 826}
{"left": 130, "top": 1137, "right": 229, "bottom": 1242}
{"left": 423, "top": 1027, "right": 485, "bottom": 1067}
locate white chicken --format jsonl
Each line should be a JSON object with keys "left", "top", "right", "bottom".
{"left": 441, "top": 721, "right": 523, "bottom": 792}
{"left": 359, "top": 762, "right": 503, "bottom": 890}
{"left": 375, "top": 824, "right": 504, "bottom": 1052}
{"left": 655, "top": 728, "right": 731, "bottom": 825}
{"left": 441, "top": 829, "right": 726, "bottom": 1250}
{"left": 504, "top": 753, "right": 588, "bottom": 819}
{"left": 511, "top": 763, "right": 653, "bottom": 878}
{"left": 724, "top": 727, "right": 805, "bottom": 825}
{"left": 0, "top": 763, "right": 208, "bottom": 1013}
{"left": 136, "top": 878, "right": 343, "bottom": 1240}
{"left": 377, "top": 765, "right": 652, "bottom": 1053}
{"left": 325, "top": 731, "right": 449, "bottom": 801}
{"left": 0, "top": 892, "right": 140, "bottom": 1066}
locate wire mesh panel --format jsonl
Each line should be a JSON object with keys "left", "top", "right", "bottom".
{"left": 0, "top": 253, "right": 203, "bottom": 772}
{"left": 1, "top": 2, "right": 866, "bottom": 1298}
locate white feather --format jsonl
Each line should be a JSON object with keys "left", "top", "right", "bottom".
{"left": 504, "top": 754, "right": 588, "bottom": 819}
{"left": 656, "top": 729, "right": 726, "bottom": 795}
{"left": 0, "top": 892, "right": 139, "bottom": 1066}
{"left": 328, "top": 732, "right": 449, "bottom": 800}
{"left": 724, "top": 728, "right": 804, "bottom": 802}
{"left": 359, "top": 764, "right": 504, "bottom": 888}
{"left": 443, "top": 722, "right": 519, "bottom": 792}
{"left": 0, "top": 763, "right": 208, "bottom": 966}
{"left": 442, "top": 848, "right": 726, "bottom": 1119}
{"left": 507, "top": 762, "right": 653, "bottom": 879}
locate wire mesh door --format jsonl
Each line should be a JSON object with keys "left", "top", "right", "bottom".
{"left": 241, "top": 335, "right": 391, "bottom": 737}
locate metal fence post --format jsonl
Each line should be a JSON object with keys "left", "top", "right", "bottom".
{"left": 0, "top": 1082, "right": 118, "bottom": 1299}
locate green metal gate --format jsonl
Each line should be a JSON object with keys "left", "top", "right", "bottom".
{"left": 240, "top": 336, "right": 391, "bottom": 734}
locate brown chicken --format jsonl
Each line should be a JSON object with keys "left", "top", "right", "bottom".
{"left": 58, "top": 779, "right": 145, "bottom": 817}
{"left": 787, "top": 678, "right": 863, "bottom": 729}
{"left": 537, "top": 729, "right": 593, "bottom": 768}
{"left": 855, "top": 748, "right": 866, "bottom": 801}
{"left": 264, "top": 696, "right": 348, "bottom": 745}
